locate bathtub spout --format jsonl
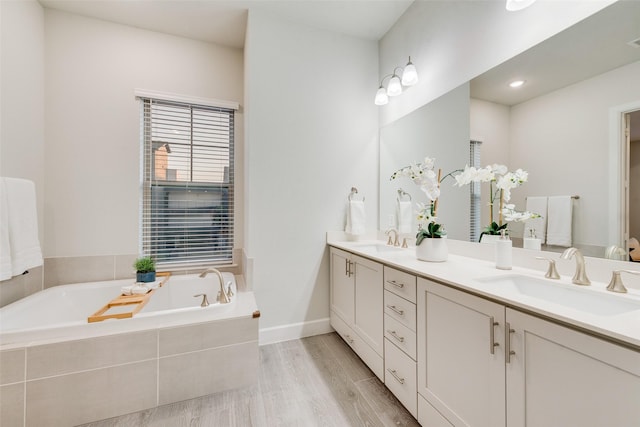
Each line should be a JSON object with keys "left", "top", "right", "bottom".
{"left": 199, "top": 268, "right": 231, "bottom": 304}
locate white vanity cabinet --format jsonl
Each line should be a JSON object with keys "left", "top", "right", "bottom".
{"left": 417, "top": 278, "right": 640, "bottom": 427}
{"left": 329, "top": 247, "right": 384, "bottom": 379}
{"left": 417, "top": 277, "right": 506, "bottom": 427}
{"left": 506, "top": 308, "right": 640, "bottom": 427}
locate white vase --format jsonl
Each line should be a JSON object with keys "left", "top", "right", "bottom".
{"left": 416, "top": 238, "right": 448, "bottom": 262}
{"left": 480, "top": 234, "right": 501, "bottom": 244}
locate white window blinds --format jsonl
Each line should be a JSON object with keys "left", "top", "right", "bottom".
{"left": 139, "top": 97, "right": 235, "bottom": 268}
{"left": 470, "top": 140, "right": 482, "bottom": 242}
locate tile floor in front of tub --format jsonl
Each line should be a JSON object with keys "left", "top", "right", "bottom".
{"left": 79, "top": 332, "right": 419, "bottom": 427}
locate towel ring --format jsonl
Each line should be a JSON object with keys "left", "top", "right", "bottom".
{"left": 349, "top": 187, "right": 364, "bottom": 202}
{"left": 397, "top": 189, "right": 411, "bottom": 202}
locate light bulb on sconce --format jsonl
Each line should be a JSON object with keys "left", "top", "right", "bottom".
{"left": 401, "top": 57, "right": 419, "bottom": 86}
{"left": 374, "top": 86, "right": 389, "bottom": 105}
{"left": 387, "top": 74, "right": 403, "bottom": 96}
{"left": 374, "top": 56, "right": 419, "bottom": 106}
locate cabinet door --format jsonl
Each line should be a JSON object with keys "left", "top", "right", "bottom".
{"left": 353, "top": 255, "right": 383, "bottom": 356}
{"left": 506, "top": 308, "right": 640, "bottom": 427}
{"left": 329, "top": 248, "right": 354, "bottom": 324}
{"left": 417, "top": 278, "right": 506, "bottom": 427}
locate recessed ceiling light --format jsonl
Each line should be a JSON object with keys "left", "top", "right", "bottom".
{"left": 509, "top": 80, "right": 525, "bottom": 88}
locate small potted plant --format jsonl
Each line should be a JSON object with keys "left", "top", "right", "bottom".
{"left": 134, "top": 256, "right": 156, "bottom": 283}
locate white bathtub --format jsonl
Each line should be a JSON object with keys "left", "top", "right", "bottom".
{"left": 0, "top": 273, "right": 259, "bottom": 427}
{"left": 0, "top": 272, "right": 239, "bottom": 346}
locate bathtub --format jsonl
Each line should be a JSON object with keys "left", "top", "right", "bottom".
{"left": 0, "top": 272, "right": 259, "bottom": 427}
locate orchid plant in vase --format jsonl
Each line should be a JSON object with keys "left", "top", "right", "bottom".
{"left": 454, "top": 164, "right": 540, "bottom": 240}
{"left": 391, "top": 157, "right": 459, "bottom": 245}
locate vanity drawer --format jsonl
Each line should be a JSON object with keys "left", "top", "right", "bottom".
{"left": 384, "top": 267, "right": 417, "bottom": 303}
{"left": 384, "top": 338, "right": 417, "bottom": 417}
{"left": 330, "top": 311, "right": 383, "bottom": 381}
{"left": 384, "top": 314, "right": 416, "bottom": 360}
{"left": 384, "top": 290, "right": 416, "bottom": 332}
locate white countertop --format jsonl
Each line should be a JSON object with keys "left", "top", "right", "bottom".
{"left": 328, "top": 237, "right": 640, "bottom": 350}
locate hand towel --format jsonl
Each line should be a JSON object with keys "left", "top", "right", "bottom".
{"left": 397, "top": 200, "right": 413, "bottom": 234}
{"left": 346, "top": 200, "right": 366, "bottom": 235}
{"left": 0, "top": 179, "right": 12, "bottom": 281}
{"left": 3, "top": 178, "right": 43, "bottom": 277}
{"left": 523, "top": 196, "right": 548, "bottom": 243}
{"left": 546, "top": 196, "right": 573, "bottom": 247}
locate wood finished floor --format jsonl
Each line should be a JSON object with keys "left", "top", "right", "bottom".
{"left": 79, "top": 333, "right": 419, "bottom": 427}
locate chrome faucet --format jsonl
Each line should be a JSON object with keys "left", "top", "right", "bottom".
{"left": 385, "top": 228, "right": 400, "bottom": 246}
{"left": 199, "top": 268, "right": 231, "bottom": 304}
{"left": 560, "top": 247, "right": 591, "bottom": 286}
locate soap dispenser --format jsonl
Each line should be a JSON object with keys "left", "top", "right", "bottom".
{"left": 495, "top": 230, "right": 512, "bottom": 270}
{"left": 523, "top": 229, "right": 542, "bottom": 251}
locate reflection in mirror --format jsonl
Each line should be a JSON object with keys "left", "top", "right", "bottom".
{"left": 379, "top": 83, "right": 470, "bottom": 242}
{"left": 380, "top": 1, "right": 640, "bottom": 260}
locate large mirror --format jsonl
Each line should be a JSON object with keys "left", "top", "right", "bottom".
{"left": 380, "top": 0, "right": 640, "bottom": 259}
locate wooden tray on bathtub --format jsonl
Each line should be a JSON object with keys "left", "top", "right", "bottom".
{"left": 87, "top": 272, "right": 171, "bottom": 323}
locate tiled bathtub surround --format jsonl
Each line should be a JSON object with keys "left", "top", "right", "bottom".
{"left": 0, "top": 316, "right": 259, "bottom": 426}
{"left": 0, "top": 266, "right": 43, "bottom": 307}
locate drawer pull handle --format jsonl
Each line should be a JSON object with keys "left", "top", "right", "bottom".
{"left": 387, "top": 369, "right": 405, "bottom": 385}
{"left": 343, "top": 334, "right": 355, "bottom": 345}
{"left": 386, "top": 304, "right": 405, "bottom": 315}
{"left": 386, "top": 329, "right": 405, "bottom": 343}
{"left": 386, "top": 280, "right": 404, "bottom": 289}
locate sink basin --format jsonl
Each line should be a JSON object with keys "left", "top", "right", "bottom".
{"left": 475, "top": 274, "right": 640, "bottom": 316}
{"left": 352, "top": 243, "right": 405, "bottom": 254}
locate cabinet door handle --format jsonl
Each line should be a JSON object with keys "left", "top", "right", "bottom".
{"left": 345, "top": 259, "right": 349, "bottom": 276}
{"left": 387, "top": 368, "right": 405, "bottom": 385}
{"left": 386, "top": 280, "right": 404, "bottom": 289}
{"left": 347, "top": 260, "right": 355, "bottom": 277}
{"left": 386, "top": 304, "right": 405, "bottom": 315}
{"left": 386, "top": 329, "right": 405, "bottom": 343}
{"left": 505, "top": 322, "right": 516, "bottom": 363}
{"left": 489, "top": 317, "right": 500, "bottom": 355}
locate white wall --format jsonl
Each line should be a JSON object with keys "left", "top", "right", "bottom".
{"left": 379, "top": 0, "right": 614, "bottom": 126}
{"left": 507, "top": 60, "right": 640, "bottom": 248}
{"left": 0, "top": 0, "right": 45, "bottom": 243}
{"left": 44, "top": 9, "right": 244, "bottom": 257}
{"left": 245, "top": 9, "right": 379, "bottom": 335}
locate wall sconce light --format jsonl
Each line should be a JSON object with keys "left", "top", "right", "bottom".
{"left": 506, "top": 0, "right": 536, "bottom": 11}
{"left": 375, "top": 56, "right": 419, "bottom": 106}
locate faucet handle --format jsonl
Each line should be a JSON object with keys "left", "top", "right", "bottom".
{"left": 193, "top": 293, "right": 210, "bottom": 307}
{"left": 536, "top": 257, "right": 560, "bottom": 280}
{"left": 606, "top": 270, "right": 640, "bottom": 293}
{"left": 401, "top": 237, "right": 408, "bottom": 248}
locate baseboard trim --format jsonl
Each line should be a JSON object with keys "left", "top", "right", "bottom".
{"left": 259, "top": 317, "right": 333, "bottom": 345}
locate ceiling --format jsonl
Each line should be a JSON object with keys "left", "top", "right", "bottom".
{"left": 39, "top": 0, "right": 415, "bottom": 49}
{"left": 470, "top": 0, "right": 640, "bottom": 107}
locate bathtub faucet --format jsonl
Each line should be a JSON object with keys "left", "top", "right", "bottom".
{"left": 199, "top": 268, "right": 232, "bottom": 304}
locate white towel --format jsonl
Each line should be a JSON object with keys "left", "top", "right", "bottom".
{"left": 346, "top": 200, "right": 366, "bottom": 235}
{"left": 3, "top": 178, "right": 43, "bottom": 278}
{"left": 546, "top": 196, "right": 573, "bottom": 247}
{"left": 397, "top": 200, "right": 413, "bottom": 234}
{"left": 0, "top": 179, "right": 12, "bottom": 280}
{"left": 523, "top": 196, "right": 548, "bottom": 243}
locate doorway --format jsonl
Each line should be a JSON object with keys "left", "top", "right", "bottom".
{"left": 628, "top": 110, "right": 640, "bottom": 261}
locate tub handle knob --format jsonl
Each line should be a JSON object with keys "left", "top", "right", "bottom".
{"left": 193, "top": 293, "right": 210, "bottom": 307}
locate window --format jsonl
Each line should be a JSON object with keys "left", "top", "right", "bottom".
{"left": 139, "top": 95, "right": 235, "bottom": 268}
{"left": 469, "top": 140, "right": 482, "bottom": 242}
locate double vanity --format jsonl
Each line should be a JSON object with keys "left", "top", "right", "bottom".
{"left": 328, "top": 237, "right": 640, "bottom": 427}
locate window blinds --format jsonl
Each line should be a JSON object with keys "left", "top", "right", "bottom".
{"left": 140, "top": 97, "right": 234, "bottom": 268}
{"left": 469, "top": 140, "right": 482, "bottom": 242}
